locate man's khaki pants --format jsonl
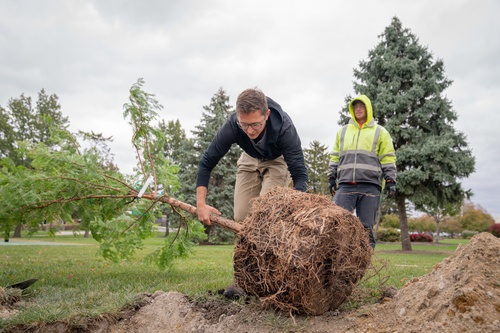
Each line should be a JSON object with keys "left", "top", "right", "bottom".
{"left": 233, "top": 152, "right": 292, "bottom": 222}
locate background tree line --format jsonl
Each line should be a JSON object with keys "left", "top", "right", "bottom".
{"left": 2, "top": 17, "right": 492, "bottom": 248}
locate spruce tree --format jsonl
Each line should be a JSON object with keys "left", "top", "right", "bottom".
{"left": 157, "top": 119, "right": 189, "bottom": 236}
{"left": 304, "top": 140, "right": 329, "bottom": 195}
{"left": 344, "top": 17, "right": 475, "bottom": 250}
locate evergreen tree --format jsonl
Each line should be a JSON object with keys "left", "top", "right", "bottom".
{"left": 160, "top": 119, "right": 187, "bottom": 163}
{"left": 190, "top": 88, "right": 241, "bottom": 243}
{"left": 304, "top": 140, "right": 329, "bottom": 195}
{"left": 344, "top": 17, "right": 475, "bottom": 251}
{"left": 157, "top": 119, "right": 189, "bottom": 236}
{"left": 175, "top": 137, "right": 198, "bottom": 207}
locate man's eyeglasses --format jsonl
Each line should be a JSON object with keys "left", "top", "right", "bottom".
{"left": 237, "top": 119, "right": 265, "bottom": 130}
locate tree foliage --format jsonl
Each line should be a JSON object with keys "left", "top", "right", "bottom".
{"left": 0, "top": 89, "right": 69, "bottom": 167}
{"left": 380, "top": 213, "right": 400, "bottom": 229}
{"left": 459, "top": 201, "right": 495, "bottom": 232}
{"left": 344, "top": 17, "right": 476, "bottom": 250}
{"left": 440, "top": 217, "right": 463, "bottom": 237}
{"left": 408, "top": 215, "right": 436, "bottom": 233}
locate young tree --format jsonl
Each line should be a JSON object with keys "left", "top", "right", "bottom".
{"left": 189, "top": 88, "right": 242, "bottom": 243}
{"left": 420, "top": 201, "right": 461, "bottom": 242}
{"left": 0, "top": 79, "right": 215, "bottom": 269}
{"left": 304, "top": 140, "right": 329, "bottom": 195}
{"left": 344, "top": 17, "right": 475, "bottom": 251}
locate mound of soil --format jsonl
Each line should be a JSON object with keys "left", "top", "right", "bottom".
{"left": 352, "top": 231, "right": 500, "bottom": 333}
{"left": 7, "top": 232, "right": 500, "bottom": 333}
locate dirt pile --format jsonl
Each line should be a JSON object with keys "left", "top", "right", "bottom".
{"left": 353, "top": 232, "right": 500, "bottom": 332}
{"left": 0, "top": 287, "right": 22, "bottom": 320}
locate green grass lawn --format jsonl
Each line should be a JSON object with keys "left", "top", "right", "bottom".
{"left": 0, "top": 233, "right": 467, "bottom": 331}
{"left": 372, "top": 239, "right": 468, "bottom": 287}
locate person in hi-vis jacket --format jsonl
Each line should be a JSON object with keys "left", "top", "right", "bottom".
{"left": 328, "top": 94, "right": 397, "bottom": 248}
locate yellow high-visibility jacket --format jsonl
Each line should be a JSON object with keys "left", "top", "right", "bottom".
{"left": 328, "top": 95, "right": 396, "bottom": 189}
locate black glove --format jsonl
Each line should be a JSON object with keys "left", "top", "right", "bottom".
{"left": 385, "top": 180, "right": 396, "bottom": 198}
{"left": 328, "top": 178, "right": 337, "bottom": 196}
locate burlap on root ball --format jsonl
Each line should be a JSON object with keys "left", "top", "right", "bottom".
{"left": 233, "top": 187, "right": 372, "bottom": 315}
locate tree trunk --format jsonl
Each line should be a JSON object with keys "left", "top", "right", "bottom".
{"left": 435, "top": 221, "right": 441, "bottom": 243}
{"left": 13, "top": 223, "right": 22, "bottom": 238}
{"left": 163, "top": 217, "right": 169, "bottom": 237}
{"left": 142, "top": 193, "right": 242, "bottom": 234}
{"left": 84, "top": 229, "right": 90, "bottom": 238}
{"left": 396, "top": 194, "right": 412, "bottom": 251}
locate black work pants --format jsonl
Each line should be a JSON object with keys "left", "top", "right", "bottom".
{"left": 333, "top": 183, "right": 381, "bottom": 248}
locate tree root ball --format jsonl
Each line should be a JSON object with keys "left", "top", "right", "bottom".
{"left": 233, "top": 187, "right": 373, "bottom": 315}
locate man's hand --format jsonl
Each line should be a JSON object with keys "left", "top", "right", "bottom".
{"left": 196, "top": 186, "right": 221, "bottom": 225}
{"left": 385, "top": 180, "right": 396, "bottom": 198}
{"left": 328, "top": 178, "right": 337, "bottom": 196}
{"left": 196, "top": 203, "right": 221, "bottom": 226}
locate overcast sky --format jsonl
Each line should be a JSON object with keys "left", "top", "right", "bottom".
{"left": 1, "top": 0, "right": 499, "bottom": 218}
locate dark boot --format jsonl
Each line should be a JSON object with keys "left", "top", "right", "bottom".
{"left": 222, "top": 283, "right": 245, "bottom": 300}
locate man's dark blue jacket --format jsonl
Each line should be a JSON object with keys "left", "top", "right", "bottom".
{"left": 196, "top": 97, "right": 308, "bottom": 192}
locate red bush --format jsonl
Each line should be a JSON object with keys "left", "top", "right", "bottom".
{"left": 488, "top": 223, "right": 500, "bottom": 238}
{"left": 409, "top": 233, "right": 433, "bottom": 242}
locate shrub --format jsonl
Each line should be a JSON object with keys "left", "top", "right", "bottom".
{"left": 408, "top": 215, "right": 436, "bottom": 233}
{"left": 488, "top": 223, "right": 500, "bottom": 238}
{"left": 461, "top": 230, "right": 478, "bottom": 239}
{"left": 409, "top": 233, "right": 433, "bottom": 242}
{"left": 377, "top": 228, "right": 400, "bottom": 242}
{"left": 381, "top": 214, "right": 399, "bottom": 229}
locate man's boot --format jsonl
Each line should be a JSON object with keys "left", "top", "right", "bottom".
{"left": 222, "top": 283, "right": 245, "bottom": 300}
